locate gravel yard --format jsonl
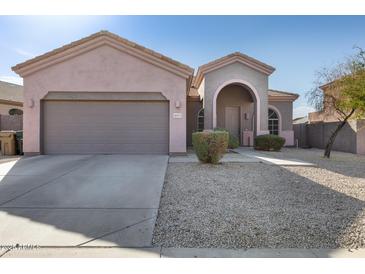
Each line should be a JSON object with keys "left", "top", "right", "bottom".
{"left": 259, "top": 148, "right": 365, "bottom": 179}
{"left": 153, "top": 149, "right": 365, "bottom": 248}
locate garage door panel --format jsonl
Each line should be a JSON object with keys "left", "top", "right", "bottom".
{"left": 44, "top": 137, "right": 169, "bottom": 144}
{"left": 45, "top": 124, "right": 169, "bottom": 132}
{"left": 45, "top": 128, "right": 169, "bottom": 138}
{"left": 46, "top": 112, "right": 164, "bottom": 123}
{"left": 43, "top": 100, "right": 169, "bottom": 154}
{"left": 44, "top": 135, "right": 169, "bottom": 144}
{"left": 45, "top": 143, "right": 168, "bottom": 154}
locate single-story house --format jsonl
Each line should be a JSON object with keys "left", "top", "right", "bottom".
{"left": 12, "top": 30, "right": 298, "bottom": 155}
{"left": 293, "top": 82, "right": 365, "bottom": 154}
{"left": 0, "top": 80, "right": 23, "bottom": 116}
{"left": 0, "top": 80, "right": 23, "bottom": 131}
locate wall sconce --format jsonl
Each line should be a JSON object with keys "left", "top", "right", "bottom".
{"left": 27, "top": 98, "right": 34, "bottom": 108}
{"left": 244, "top": 113, "right": 249, "bottom": 120}
{"left": 175, "top": 100, "right": 181, "bottom": 108}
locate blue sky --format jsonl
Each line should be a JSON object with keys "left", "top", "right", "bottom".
{"left": 1, "top": 16, "right": 365, "bottom": 118}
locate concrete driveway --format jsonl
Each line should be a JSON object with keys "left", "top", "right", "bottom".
{"left": 0, "top": 154, "right": 168, "bottom": 248}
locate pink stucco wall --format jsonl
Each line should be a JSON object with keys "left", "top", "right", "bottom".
{"left": 22, "top": 44, "right": 188, "bottom": 154}
{"left": 280, "top": 130, "right": 294, "bottom": 146}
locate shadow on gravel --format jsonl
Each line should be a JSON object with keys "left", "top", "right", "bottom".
{"left": 153, "top": 162, "right": 365, "bottom": 256}
{"left": 260, "top": 148, "right": 365, "bottom": 179}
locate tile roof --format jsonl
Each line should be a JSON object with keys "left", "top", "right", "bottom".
{"left": 198, "top": 52, "right": 275, "bottom": 74}
{"left": 268, "top": 89, "right": 299, "bottom": 98}
{"left": 293, "top": 116, "right": 308, "bottom": 124}
{"left": 194, "top": 52, "right": 276, "bottom": 88}
{"left": 12, "top": 30, "right": 194, "bottom": 75}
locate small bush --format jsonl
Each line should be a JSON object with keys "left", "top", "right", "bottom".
{"left": 254, "top": 134, "right": 285, "bottom": 151}
{"left": 213, "top": 128, "right": 239, "bottom": 149}
{"left": 228, "top": 134, "right": 239, "bottom": 149}
{"left": 192, "top": 130, "right": 229, "bottom": 164}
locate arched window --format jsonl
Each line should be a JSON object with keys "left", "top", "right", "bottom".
{"left": 197, "top": 108, "right": 204, "bottom": 132}
{"left": 8, "top": 108, "right": 23, "bottom": 115}
{"left": 268, "top": 109, "right": 279, "bottom": 135}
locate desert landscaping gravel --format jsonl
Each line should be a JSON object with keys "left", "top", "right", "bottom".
{"left": 260, "top": 148, "right": 365, "bottom": 179}
{"left": 153, "top": 149, "right": 365, "bottom": 248}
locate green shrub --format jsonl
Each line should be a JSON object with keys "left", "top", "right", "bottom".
{"left": 192, "top": 130, "right": 229, "bottom": 164}
{"left": 213, "top": 128, "right": 239, "bottom": 149}
{"left": 254, "top": 134, "right": 285, "bottom": 151}
{"left": 228, "top": 134, "right": 239, "bottom": 149}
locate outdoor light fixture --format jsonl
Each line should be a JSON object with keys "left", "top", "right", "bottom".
{"left": 27, "top": 98, "right": 34, "bottom": 108}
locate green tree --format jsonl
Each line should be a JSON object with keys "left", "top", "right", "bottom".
{"left": 307, "top": 47, "right": 365, "bottom": 158}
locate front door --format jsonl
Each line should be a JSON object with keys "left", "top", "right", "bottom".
{"left": 225, "top": 106, "right": 240, "bottom": 139}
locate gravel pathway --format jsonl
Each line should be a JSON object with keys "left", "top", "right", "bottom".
{"left": 153, "top": 154, "right": 365, "bottom": 248}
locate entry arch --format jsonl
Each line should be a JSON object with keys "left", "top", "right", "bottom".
{"left": 212, "top": 79, "right": 261, "bottom": 133}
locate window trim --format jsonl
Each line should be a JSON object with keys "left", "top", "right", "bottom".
{"left": 8, "top": 108, "right": 23, "bottom": 116}
{"left": 197, "top": 108, "right": 204, "bottom": 132}
{"left": 268, "top": 107, "right": 281, "bottom": 136}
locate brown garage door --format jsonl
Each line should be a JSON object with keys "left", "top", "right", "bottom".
{"left": 42, "top": 100, "right": 169, "bottom": 154}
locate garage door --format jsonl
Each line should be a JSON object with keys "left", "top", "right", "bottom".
{"left": 42, "top": 100, "right": 169, "bottom": 154}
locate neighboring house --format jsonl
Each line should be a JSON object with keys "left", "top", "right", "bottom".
{"left": 309, "top": 81, "right": 365, "bottom": 123}
{"left": 294, "top": 83, "right": 365, "bottom": 154}
{"left": 12, "top": 31, "right": 298, "bottom": 155}
{"left": 0, "top": 80, "right": 23, "bottom": 116}
{"left": 0, "top": 80, "right": 23, "bottom": 131}
{"left": 293, "top": 116, "right": 308, "bottom": 125}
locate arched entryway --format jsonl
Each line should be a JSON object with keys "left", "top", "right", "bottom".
{"left": 213, "top": 80, "right": 260, "bottom": 146}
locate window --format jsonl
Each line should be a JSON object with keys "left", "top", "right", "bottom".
{"left": 8, "top": 108, "right": 23, "bottom": 115}
{"left": 268, "top": 109, "right": 279, "bottom": 135}
{"left": 197, "top": 108, "right": 204, "bottom": 132}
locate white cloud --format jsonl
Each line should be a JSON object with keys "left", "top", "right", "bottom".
{"left": 15, "top": 48, "right": 35, "bottom": 58}
{"left": 293, "top": 105, "right": 316, "bottom": 119}
{"left": 0, "top": 76, "right": 23, "bottom": 85}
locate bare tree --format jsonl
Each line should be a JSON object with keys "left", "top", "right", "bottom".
{"left": 307, "top": 47, "right": 365, "bottom": 158}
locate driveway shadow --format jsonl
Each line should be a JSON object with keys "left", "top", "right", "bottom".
{"left": 0, "top": 155, "right": 167, "bottom": 254}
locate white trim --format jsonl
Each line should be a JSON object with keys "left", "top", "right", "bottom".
{"left": 213, "top": 79, "right": 261, "bottom": 133}
{"left": 268, "top": 104, "right": 282, "bottom": 133}
{"left": 197, "top": 107, "right": 204, "bottom": 131}
{"left": 268, "top": 105, "right": 293, "bottom": 146}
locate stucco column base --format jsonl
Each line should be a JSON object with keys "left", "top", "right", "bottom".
{"left": 280, "top": 130, "right": 294, "bottom": 146}
{"left": 23, "top": 152, "right": 41, "bottom": 157}
{"left": 169, "top": 152, "right": 188, "bottom": 156}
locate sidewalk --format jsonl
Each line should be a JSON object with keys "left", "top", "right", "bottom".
{"left": 169, "top": 147, "right": 315, "bottom": 166}
{"left": 233, "top": 147, "right": 316, "bottom": 166}
{"left": 2, "top": 247, "right": 365, "bottom": 258}
{"left": 0, "top": 156, "right": 21, "bottom": 165}
{"left": 169, "top": 151, "right": 260, "bottom": 163}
